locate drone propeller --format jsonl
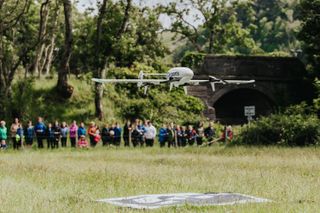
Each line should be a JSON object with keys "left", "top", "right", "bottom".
{"left": 209, "top": 76, "right": 227, "bottom": 84}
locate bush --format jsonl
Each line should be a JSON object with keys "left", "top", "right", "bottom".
{"left": 233, "top": 113, "right": 320, "bottom": 146}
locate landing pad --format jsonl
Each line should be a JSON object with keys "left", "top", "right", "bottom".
{"left": 97, "top": 193, "right": 270, "bottom": 209}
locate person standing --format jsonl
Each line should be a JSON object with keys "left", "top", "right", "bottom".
{"left": 158, "top": 124, "right": 168, "bottom": 147}
{"left": 101, "top": 124, "right": 111, "bottom": 146}
{"left": 69, "top": 121, "right": 78, "bottom": 148}
{"left": 176, "top": 125, "right": 183, "bottom": 147}
{"left": 25, "top": 121, "right": 34, "bottom": 147}
{"left": 219, "top": 125, "right": 233, "bottom": 144}
{"left": 167, "top": 124, "right": 175, "bottom": 148}
{"left": 0, "top": 121, "right": 8, "bottom": 150}
{"left": 60, "top": 122, "right": 69, "bottom": 147}
{"left": 186, "top": 125, "right": 196, "bottom": 146}
{"left": 114, "top": 123, "right": 122, "bottom": 146}
{"left": 131, "top": 124, "right": 141, "bottom": 147}
{"left": 78, "top": 122, "right": 86, "bottom": 139}
{"left": 181, "top": 126, "right": 188, "bottom": 147}
{"left": 53, "top": 121, "right": 61, "bottom": 148}
{"left": 204, "top": 122, "right": 215, "bottom": 145}
{"left": 46, "top": 123, "right": 55, "bottom": 149}
{"left": 144, "top": 121, "right": 156, "bottom": 147}
{"left": 137, "top": 120, "right": 145, "bottom": 146}
{"left": 16, "top": 123, "right": 24, "bottom": 149}
{"left": 196, "top": 122, "right": 205, "bottom": 146}
{"left": 10, "top": 118, "right": 20, "bottom": 149}
{"left": 88, "top": 122, "right": 97, "bottom": 147}
{"left": 34, "top": 117, "right": 46, "bottom": 149}
{"left": 123, "top": 121, "right": 131, "bottom": 147}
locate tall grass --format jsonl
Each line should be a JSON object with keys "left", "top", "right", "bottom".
{"left": 0, "top": 146, "right": 319, "bottom": 212}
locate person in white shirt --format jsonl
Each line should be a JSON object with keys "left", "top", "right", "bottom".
{"left": 144, "top": 121, "right": 156, "bottom": 147}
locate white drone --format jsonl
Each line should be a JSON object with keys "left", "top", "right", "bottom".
{"left": 92, "top": 67, "right": 255, "bottom": 94}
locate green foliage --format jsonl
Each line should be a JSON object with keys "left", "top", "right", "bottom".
{"left": 71, "top": 2, "right": 168, "bottom": 73}
{"left": 9, "top": 66, "right": 204, "bottom": 125}
{"left": 161, "top": 0, "right": 261, "bottom": 59}
{"left": 105, "top": 64, "right": 205, "bottom": 125}
{"left": 181, "top": 52, "right": 206, "bottom": 69}
{"left": 233, "top": 105, "right": 320, "bottom": 146}
{"left": 297, "top": 0, "right": 320, "bottom": 75}
{"left": 238, "top": 0, "right": 301, "bottom": 53}
{"left": 313, "top": 78, "right": 320, "bottom": 111}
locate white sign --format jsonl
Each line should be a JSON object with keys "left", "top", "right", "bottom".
{"left": 244, "top": 106, "right": 255, "bottom": 117}
{"left": 97, "top": 193, "right": 270, "bottom": 209}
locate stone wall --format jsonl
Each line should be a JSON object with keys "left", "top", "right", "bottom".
{"left": 188, "top": 55, "right": 312, "bottom": 124}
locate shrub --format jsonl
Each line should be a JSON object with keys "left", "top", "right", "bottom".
{"left": 233, "top": 113, "right": 320, "bottom": 146}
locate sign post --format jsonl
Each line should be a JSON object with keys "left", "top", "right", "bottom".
{"left": 244, "top": 106, "right": 255, "bottom": 124}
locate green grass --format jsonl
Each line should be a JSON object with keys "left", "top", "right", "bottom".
{"left": 0, "top": 146, "right": 319, "bottom": 212}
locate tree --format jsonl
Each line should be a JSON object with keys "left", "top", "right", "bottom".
{"left": 31, "top": 0, "right": 61, "bottom": 77}
{"left": 94, "top": 0, "right": 132, "bottom": 120}
{"left": 298, "top": 0, "right": 320, "bottom": 75}
{"left": 0, "top": 0, "right": 33, "bottom": 116}
{"left": 56, "top": 0, "right": 73, "bottom": 98}
{"left": 237, "top": 0, "right": 301, "bottom": 53}
{"left": 160, "top": 0, "right": 258, "bottom": 57}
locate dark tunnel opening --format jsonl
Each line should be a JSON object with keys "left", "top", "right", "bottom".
{"left": 213, "top": 88, "right": 274, "bottom": 124}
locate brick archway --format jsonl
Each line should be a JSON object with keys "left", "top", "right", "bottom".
{"left": 212, "top": 88, "right": 275, "bottom": 124}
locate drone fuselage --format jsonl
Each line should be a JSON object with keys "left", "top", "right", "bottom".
{"left": 166, "top": 67, "right": 194, "bottom": 86}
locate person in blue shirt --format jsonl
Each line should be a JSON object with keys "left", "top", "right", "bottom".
{"left": 34, "top": 117, "right": 46, "bottom": 149}
{"left": 77, "top": 122, "right": 86, "bottom": 139}
{"left": 113, "top": 123, "right": 122, "bottom": 146}
{"left": 46, "top": 123, "right": 55, "bottom": 149}
{"left": 137, "top": 120, "right": 145, "bottom": 146}
{"left": 25, "top": 121, "right": 34, "bottom": 147}
{"left": 158, "top": 124, "right": 168, "bottom": 147}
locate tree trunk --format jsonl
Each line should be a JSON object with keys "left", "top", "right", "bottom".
{"left": 32, "top": 0, "right": 50, "bottom": 77}
{"left": 208, "top": 29, "right": 214, "bottom": 54}
{"left": 43, "top": 1, "right": 59, "bottom": 76}
{"left": 94, "top": 0, "right": 132, "bottom": 120}
{"left": 94, "top": 0, "right": 108, "bottom": 120}
{"left": 57, "top": 0, "right": 73, "bottom": 99}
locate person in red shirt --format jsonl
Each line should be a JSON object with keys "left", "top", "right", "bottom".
{"left": 220, "top": 125, "right": 233, "bottom": 143}
{"left": 88, "top": 122, "right": 97, "bottom": 147}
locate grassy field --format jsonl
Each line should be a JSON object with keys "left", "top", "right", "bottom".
{"left": 0, "top": 146, "right": 319, "bottom": 212}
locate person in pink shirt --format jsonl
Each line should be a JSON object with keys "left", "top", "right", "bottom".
{"left": 69, "top": 120, "right": 78, "bottom": 148}
{"left": 78, "top": 135, "right": 88, "bottom": 149}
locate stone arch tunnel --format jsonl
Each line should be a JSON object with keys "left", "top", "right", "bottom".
{"left": 187, "top": 55, "right": 312, "bottom": 124}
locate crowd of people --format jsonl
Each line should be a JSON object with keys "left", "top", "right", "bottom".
{"left": 0, "top": 117, "right": 234, "bottom": 150}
